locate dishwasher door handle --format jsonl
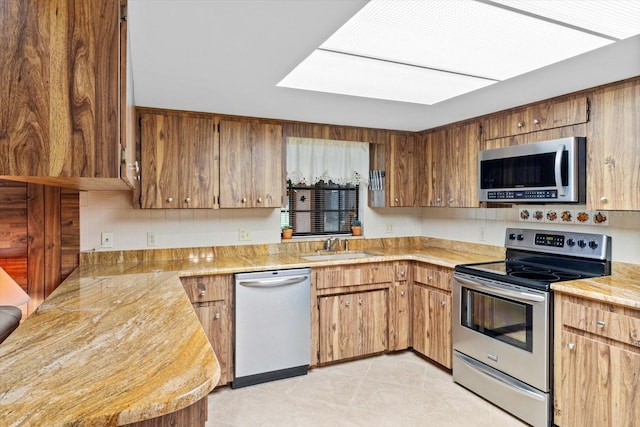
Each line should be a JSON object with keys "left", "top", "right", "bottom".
{"left": 237, "top": 276, "right": 308, "bottom": 288}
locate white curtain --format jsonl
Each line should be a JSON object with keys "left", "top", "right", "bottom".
{"left": 286, "top": 137, "right": 369, "bottom": 185}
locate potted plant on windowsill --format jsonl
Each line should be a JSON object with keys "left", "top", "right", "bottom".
{"left": 281, "top": 225, "right": 293, "bottom": 239}
{"left": 351, "top": 219, "right": 362, "bottom": 236}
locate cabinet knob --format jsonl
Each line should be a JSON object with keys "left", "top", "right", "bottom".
{"left": 441, "top": 300, "right": 446, "bottom": 306}
{"left": 428, "top": 276, "right": 433, "bottom": 281}
{"left": 197, "top": 284, "right": 206, "bottom": 296}
{"left": 166, "top": 197, "right": 173, "bottom": 203}
{"left": 394, "top": 198, "right": 399, "bottom": 203}
{"left": 567, "top": 343, "right": 575, "bottom": 350}
{"left": 517, "top": 121, "right": 524, "bottom": 128}
{"left": 257, "top": 197, "right": 262, "bottom": 203}
{"left": 358, "top": 298, "right": 363, "bottom": 305}
{"left": 184, "top": 197, "right": 191, "bottom": 203}
{"left": 533, "top": 118, "right": 540, "bottom": 125}
{"left": 400, "top": 271, "right": 406, "bottom": 277}
{"left": 597, "top": 320, "right": 606, "bottom": 328}
{"left": 400, "top": 291, "right": 405, "bottom": 296}
{"left": 435, "top": 197, "right": 442, "bottom": 203}
{"left": 448, "top": 198, "right": 454, "bottom": 203}
{"left": 214, "top": 312, "right": 220, "bottom": 320}
{"left": 345, "top": 300, "right": 350, "bottom": 306}
{"left": 600, "top": 196, "right": 608, "bottom": 203}
{"left": 241, "top": 197, "right": 247, "bottom": 203}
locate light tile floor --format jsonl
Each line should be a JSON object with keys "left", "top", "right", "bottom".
{"left": 206, "top": 351, "right": 528, "bottom": 427}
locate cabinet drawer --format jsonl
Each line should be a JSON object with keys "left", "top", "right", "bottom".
{"left": 315, "top": 263, "right": 394, "bottom": 290}
{"left": 413, "top": 264, "right": 453, "bottom": 292}
{"left": 562, "top": 301, "right": 640, "bottom": 348}
{"left": 181, "top": 275, "right": 232, "bottom": 303}
{"left": 395, "top": 262, "right": 410, "bottom": 281}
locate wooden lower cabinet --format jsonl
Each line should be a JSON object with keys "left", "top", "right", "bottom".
{"left": 318, "top": 289, "right": 388, "bottom": 363}
{"left": 181, "top": 275, "right": 233, "bottom": 386}
{"left": 554, "top": 293, "right": 640, "bottom": 427}
{"left": 412, "top": 263, "right": 453, "bottom": 368}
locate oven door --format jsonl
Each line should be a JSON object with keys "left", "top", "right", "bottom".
{"left": 452, "top": 272, "right": 551, "bottom": 391}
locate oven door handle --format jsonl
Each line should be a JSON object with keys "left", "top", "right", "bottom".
{"left": 455, "top": 352, "right": 546, "bottom": 402}
{"left": 555, "top": 143, "right": 565, "bottom": 196}
{"left": 455, "top": 276, "right": 545, "bottom": 303}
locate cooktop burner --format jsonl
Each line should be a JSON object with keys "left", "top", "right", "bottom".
{"left": 466, "top": 260, "right": 590, "bottom": 285}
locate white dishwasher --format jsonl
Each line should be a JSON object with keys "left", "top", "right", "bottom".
{"left": 232, "top": 268, "right": 311, "bottom": 388}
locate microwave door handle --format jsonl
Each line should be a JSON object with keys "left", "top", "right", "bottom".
{"left": 555, "top": 144, "right": 565, "bottom": 196}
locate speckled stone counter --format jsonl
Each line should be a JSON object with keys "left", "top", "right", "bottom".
{"left": 552, "top": 264, "right": 640, "bottom": 310}
{"left": 0, "top": 271, "right": 219, "bottom": 426}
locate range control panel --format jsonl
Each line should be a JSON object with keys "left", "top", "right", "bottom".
{"left": 505, "top": 228, "right": 611, "bottom": 260}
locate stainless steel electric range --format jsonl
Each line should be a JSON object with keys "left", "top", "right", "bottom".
{"left": 452, "top": 227, "right": 611, "bottom": 427}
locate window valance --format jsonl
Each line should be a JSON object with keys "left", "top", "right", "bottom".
{"left": 286, "top": 137, "right": 369, "bottom": 185}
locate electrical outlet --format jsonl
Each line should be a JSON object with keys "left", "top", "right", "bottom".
{"left": 101, "top": 232, "right": 113, "bottom": 248}
{"left": 385, "top": 223, "right": 394, "bottom": 233}
{"left": 479, "top": 227, "right": 486, "bottom": 241}
{"left": 147, "top": 232, "right": 157, "bottom": 247}
{"left": 238, "top": 228, "right": 251, "bottom": 241}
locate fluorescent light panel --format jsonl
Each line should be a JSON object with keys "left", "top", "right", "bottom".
{"left": 279, "top": 49, "right": 497, "bottom": 105}
{"left": 278, "top": 0, "right": 640, "bottom": 105}
{"left": 490, "top": 0, "right": 640, "bottom": 40}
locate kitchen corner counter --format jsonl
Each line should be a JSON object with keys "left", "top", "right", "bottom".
{"left": 0, "top": 270, "right": 219, "bottom": 426}
{"left": 552, "top": 273, "right": 640, "bottom": 310}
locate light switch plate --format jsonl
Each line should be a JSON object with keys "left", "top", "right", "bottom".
{"left": 238, "top": 228, "right": 251, "bottom": 241}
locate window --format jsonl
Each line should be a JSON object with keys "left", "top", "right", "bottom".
{"left": 281, "top": 180, "right": 359, "bottom": 236}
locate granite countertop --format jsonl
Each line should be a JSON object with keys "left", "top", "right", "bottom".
{"left": 0, "top": 270, "right": 220, "bottom": 426}
{"left": 1, "top": 240, "right": 638, "bottom": 426}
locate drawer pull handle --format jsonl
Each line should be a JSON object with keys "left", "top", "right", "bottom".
{"left": 567, "top": 343, "right": 575, "bottom": 350}
{"left": 597, "top": 320, "right": 606, "bottom": 328}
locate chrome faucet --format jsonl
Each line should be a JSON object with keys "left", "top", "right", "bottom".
{"left": 325, "top": 237, "right": 341, "bottom": 251}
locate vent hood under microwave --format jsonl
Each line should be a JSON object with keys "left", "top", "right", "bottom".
{"left": 478, "top": 137, "right": 586, "bottom": 204}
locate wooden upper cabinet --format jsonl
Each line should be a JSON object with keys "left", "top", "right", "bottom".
{"left": 587, "top": 79, "right": 640, "bottom": 210}
{"left": 140, "top": 112, "right": 217, "bottom": 208}
{"left": 388, "top": 134, "right": 417, "bottom": 207}
{"left": 219, "top": 120, "right": 283, "bottom": 208}
{"left": 422, "top": 122, "right": 479, "bottom": 208}
{"left": 483, "top": 96, "right": 589, "bottom": 141}
{"left": 0, "top": 0, "right": 122, "bottom": 180}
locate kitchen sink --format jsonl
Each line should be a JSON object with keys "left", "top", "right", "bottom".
{"left": 301, "top": 252, "right": 378, "bottom": 261}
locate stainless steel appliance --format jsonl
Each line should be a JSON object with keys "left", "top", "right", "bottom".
{"left": 478, "top": 137, "right": 586, "bottom": 203}
{"left": 233, "top": 268, "right": 311, "bottom": 388}
{"left": 453, "top": 228, "right": 611, "bottom": 427}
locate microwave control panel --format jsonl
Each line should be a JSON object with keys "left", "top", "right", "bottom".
{"left": 486, "top": 190, "right": 558, "bottom": 200}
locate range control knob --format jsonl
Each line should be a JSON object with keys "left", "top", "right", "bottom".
{"left": 508, "top": 233, "right": 517, "bottom": 240}
{"left": 577, "top": 239, "right": 587, "bottom": 248}
{"left": 566, "top": 238, "right": 576, "bottom": 247}
{"left": 517, "top": 234, "right": 524, "bottom": 241}
{"left": 589, "top": 240, "right": 599, "bottom": 250}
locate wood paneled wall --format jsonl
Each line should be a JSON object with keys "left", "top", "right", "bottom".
{"left": 0, "top": 180, "right": 79, "bottom": 316}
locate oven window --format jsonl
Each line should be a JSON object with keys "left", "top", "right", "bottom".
{"left": 461, "top": 288, "right": 533, "bottom": 352}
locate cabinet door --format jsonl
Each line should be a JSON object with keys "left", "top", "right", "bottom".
{"left": 446, "top": 122, "right": 479, "bottom": 207}
{"left": 319, "top": 293, "right": 359, "bottom": 363}
{"left": 587, "top": 80, "right": 640, "bottom": 210}
{"left": 179, "top": 116, "right": 216, "bottom": 208}
{"left": 412, "top": 283, "right": 452, "bottom": 368}
{"left": 140, "top": 113, "right": 216, "bottom": 208}
{"left": 388, "top": 134, "right": 417, "bottom": 207}
{"left": 0, "top": 0, "right": 120, "bottom": 178}
{"left": 219, "top": 120, "right": 283, "bottom": 208}
{"left": 318, "top": 290, "right": 388, "bottom": 363}
{"left": 421, "top": 129, "right": 448, "bottom": 206}
{"left": 192, "top": 301, "right": 231, "bottom": 386}
{"left": 555, "top": 331, "right": 640, "bottom": 427}
{"left": 140, "top": 113, "right": 181, "bottom": 208}
{"left": 390, "top": 283, "right": 411, "bottom": 351}
{"left": 251, "top": 122, "right": 283, "bottom": 208}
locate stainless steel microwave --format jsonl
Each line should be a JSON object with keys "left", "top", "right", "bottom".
{"left": 478, "top": 137, "right": 586, "bottom": 203}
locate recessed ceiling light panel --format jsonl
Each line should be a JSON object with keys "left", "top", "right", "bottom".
{"left": 277, "top": 49, "right": 496, "bottom": 105}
